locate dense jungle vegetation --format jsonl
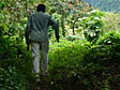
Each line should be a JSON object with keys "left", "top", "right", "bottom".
{"left": 0, "top": 0, "right": 120, "bottom": 90}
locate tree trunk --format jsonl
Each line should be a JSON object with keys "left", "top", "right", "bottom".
{"left": 61, "top": 10, "right": 65, "bottom": 37}
{"left": 72, "top": 17, "right": 80, "bottom": 35}
{"left": 72, "top": 20, "right": 76, "bottom": 35}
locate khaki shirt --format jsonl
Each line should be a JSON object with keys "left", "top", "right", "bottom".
{"left": 26, "top": 11, "right": 59, "bottom": 43}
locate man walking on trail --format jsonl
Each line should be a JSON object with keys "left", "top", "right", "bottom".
{"left": 25, "top": 4, "right": 60, "bottom": 81}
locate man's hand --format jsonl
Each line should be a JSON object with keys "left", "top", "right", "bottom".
{"left": 26, "top": 40, "right": 30, "bottom": 51}
{"left": 27, "top": 45, "right": 29, "bottom": 51}
{"left": 56, "top": 35, "right": 60, "bottom": 42}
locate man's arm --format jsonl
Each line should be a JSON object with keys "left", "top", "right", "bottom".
{"left": 25, "top": 15, "right": 31, "bottom": 51}
{"left": 55, "top": 22, "right": 60, "bottom": 42}
{"left": 48, "top": 16, "right": 60, "bottom": 42}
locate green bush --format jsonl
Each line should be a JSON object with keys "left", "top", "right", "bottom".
{"left": 80, "top": 10, "right": 105, "bottom": 43}
{"left": 66, "top": 35, "right": 83, "bottom": 41}
{"left": 48, "top": 43, "right": 89, "bottom": 90}
{"left": 1, "top": 35, "right": 120, "bottom": 89}
{"left": 84, "top": 30, "right": 120, "bottom": 89}
{"left": 0, "top": 37, "right": 33, "bottom": 89}
{"left": 96, "top": 30, "right": 120, "bottom": 45}
{"left": 84, "top": 44, "right": 120, "bottom": 90}
{"left": 104, "top": 13, "right": 120, "bottom": 32}
{"left": 47, "top": 38, "right": 120, "bottom": 90}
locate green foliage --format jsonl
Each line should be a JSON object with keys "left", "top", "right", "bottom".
{"left": 47, "top": 36, "right": 120, "bottom": 90}
{"left": 48, "top": 42, "right": 89, "bottom": 89}
{"left": 80, "top": 10, "right": 105, "bottom": 43}
{"left": 83, "top": 44, "right": 120, "bottom": 90}
{"left": 104, "top": 13, "right": 120, "bottom": 32}
{"left": 47, "top": 38, "right": 120, "bottom": 89}
{"left": 1, "top": 0, "right": 120, "bottom": 89}
{"left": 0, "top": 36, "right": 33, "bottom": 89}
{"left": 96, "top": 30, "right": 120, "bottom": 45}
{"left": 66, "top": 35, "right": 84, "bottom": 41}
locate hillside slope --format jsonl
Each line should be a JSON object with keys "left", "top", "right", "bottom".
{"left": 84, "top": 0, "right": 120, "bottom": 12}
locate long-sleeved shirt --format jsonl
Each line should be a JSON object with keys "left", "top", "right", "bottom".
{"left": 25, "top": 11, "right": 59, "bottom": 44}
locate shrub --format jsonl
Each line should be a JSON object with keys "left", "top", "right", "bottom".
{"left": 47, "top": 38, "right": 120, "bottom": 90}
{"left": 104, "top": 13, "right": 120, "bottom": 32}
{"left": 84, "top": 44, "right": 120, "bottom": 90}
{"left": 66, "top": 35, "right": 83, "bottom": 41}
{"left": 48, "top": 43, "right": 89, "bottom": 89}
{"left": 96, "top": 30, "right": 120, "bottom": 45}
{"left": 80, "top": 10, "right": 105, "bottom": 43}
{"left": 0, "top": 37, "right": 33, "bottom": 89}
{"left": 84, "top": 30, "right": 120, "bottom": 89}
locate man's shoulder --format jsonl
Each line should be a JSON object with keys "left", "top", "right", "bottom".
{"left": 43, "top": 13, "right": 51, "bottom": 18}
{"left": 33, "top": 12, "right": 50, "bottom": 17}
{"left": 29, "top": 12, "right": 52, "bottom": 20}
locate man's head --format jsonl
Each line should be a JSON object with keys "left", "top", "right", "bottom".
{"left": 37, "top": 4, "right": 46, "bottom": 12}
